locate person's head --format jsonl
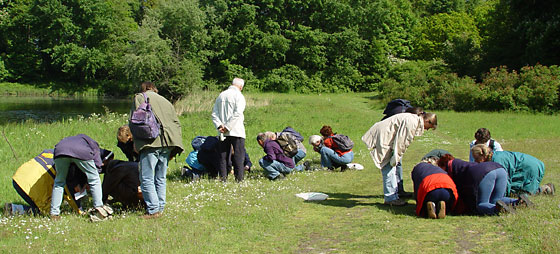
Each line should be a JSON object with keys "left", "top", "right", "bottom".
{"left": 319, "top": 125, "right": 333, "bottom": 138}
{"left": 309, "top": 135, "right": 322, "bottom": 147}
{"left": 232, "top": 78, "right": 245, "bottom": 91}
{"left": 406, "top": 107, "right": 424, "bottom": 116}
{"left": 422, "top": 112, "right": 437, "bottom": 130}
{"left": 141, "top": 81, "right": 158, "bottom": 93}
{"left": 117, "top": 125, "right": 133, "bottom": 143}
{"left": 474, "top": 128, "right": 491, "bottom": 144}
{"left": 471, "top": 144, "right": 493, "bottom": 162}
{"left": 256, "top": 131, "right": 276, "bottom": 147}
{"left": 437, "top": 153, "right": 455, "bottom": 173}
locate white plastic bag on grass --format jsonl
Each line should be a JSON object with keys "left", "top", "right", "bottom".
{"left": 295, "top": 192, "right": 328, "bottom": 201}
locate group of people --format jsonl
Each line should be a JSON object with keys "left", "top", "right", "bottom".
{"left": 4, "top": 81, "right": 554, "bottom": 222}
{"left": 360, "top": 98, "right": 554, "bottom": 219}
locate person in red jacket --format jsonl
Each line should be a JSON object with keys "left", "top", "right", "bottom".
{"left": 316, "top": 125, "right": 354, "bottom": 171}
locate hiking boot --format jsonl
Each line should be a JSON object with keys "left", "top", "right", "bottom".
{"left": 340, "top": 164, "right": 348, "bottom": 172}
{"left": 141, "top": 212, "right": 161, "bottom": 219}
{"left": 517, "top": 194, "right": 534, "bottom": 208}
{"left": 437, "top": 201, "right": 446, "bottom": 219}
{"left": 384, "top": 199, "right": 407, "bottom": 206}
{"left": 89, "top": 206, "right": 110, "bottom": 222}
{"left": 3, "top": 203, "right": 12, "bottom": 217}
{"left": 495, "top": 200, "right": 515, "bottom": 215}
{"left": 426, "top": 201, "right": 437, "bottom": 219}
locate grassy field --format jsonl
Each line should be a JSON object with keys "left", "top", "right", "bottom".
{"left": 0, "top": 92, "right": 559, "bottom": 253}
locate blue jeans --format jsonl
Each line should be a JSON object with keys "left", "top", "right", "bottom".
{"left": 293, "top": 149, "right": 306, "bottom": 165}
{"left": 139, "top": 147, "right": 171, "bottom": 215}
{"left": 381, "top": 163, "right": 399, "bottom": 202}
{"left": 259, "top": 159, "right": 303, "bottom": 179}
{"left": 51, "top": 157, "right": 102, "bottom": 216}
{"left": 319, "top": 147, "right": 354, "bottom": 168}
{"left": 396, "top": 161, "right": 404, "bottom": 193}
{"left": 477, "top": 168, "right": 518, "bottom": 215}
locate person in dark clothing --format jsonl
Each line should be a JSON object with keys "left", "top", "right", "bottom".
{"left": 437, "top": 154, "right": 525, "bottom": 215}
{"left": 117, "top": 125, "right": 139, "bottom": 162}
{"left": 411, "top": 162, "right": 458, "bottom": 219}
{"left": 102, "top": 160, "right": 143, "bottom": 209}
{"left": 193, "top": 136, "right": 252, "bottom": 179}
{"left": 257, "top": 132, "right": 303, "bottom": 180}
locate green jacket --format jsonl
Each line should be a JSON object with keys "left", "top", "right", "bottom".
{"left": 492, "top": 151, "right": 545, "bottom": 195}
{"left": 130, "top": 91, "right": 184, "bottom": 159}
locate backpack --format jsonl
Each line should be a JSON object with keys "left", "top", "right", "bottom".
{"left": 280, "top": 127, "right": 304, "bottom": 142}
{"left": 331, "top": 134, "right": 354, "bottom": 152}
{"left": 276, "top": 132, "right": 299, "bottom": 157}
{"left": 382, "top": 99, "right": 413, "bottom": 120}
{"left": 129, "top": 93, "right": 161, "bottom": 140}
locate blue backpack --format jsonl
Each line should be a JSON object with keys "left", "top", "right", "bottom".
{"left": 129, "top": 93, "right": 161, "bottom": 140}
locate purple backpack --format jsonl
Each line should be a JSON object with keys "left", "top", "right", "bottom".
{"left": 129, "top": 93, "right": 161, "bottom": 140}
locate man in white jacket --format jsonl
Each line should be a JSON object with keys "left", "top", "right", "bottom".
{"left": 211, "top": 78, "right": 247, "bottom": 182}
{"left": 362, "top": 112, "right": 437, "bottom": 206}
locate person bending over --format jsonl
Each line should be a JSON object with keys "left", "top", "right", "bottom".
{"left": 411, "top": 162, "right": 458, "bottom": 219}
{"left": 257, "top": 132, "right": 303, "bottom": 180}
{"left": 471, "top": 144, "right": 554, "bottom": 196}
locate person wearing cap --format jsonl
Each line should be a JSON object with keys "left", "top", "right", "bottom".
{"left": 211, "top": 78, "right": 247, "bottom": 182}
{"left": 361, "top": 112, "right": 438, "bottom": 206}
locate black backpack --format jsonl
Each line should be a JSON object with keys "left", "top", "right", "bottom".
{"left": 331, "top": 134, "right": 354, "bottom": 152}
{"left": 382, "top": 99, "right": 412, "bottom": 120}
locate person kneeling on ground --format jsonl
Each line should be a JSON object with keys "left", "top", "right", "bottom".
{"left": 471, "top": 144, "right": 554, "bottom": 196}
{"left": 257, "top": 132, "right": 303, "bottom": 180}
{"left": 412, "top": 161, "right": 458, "bottom": 219}
{"left": 307, "top": 126, "right": 354, "bottom": 171}
{"left": 437, "top": 153, "right": 531, "bottom": 215}
{"left": 102, "top": 160, "right": 144, "bottom": 210}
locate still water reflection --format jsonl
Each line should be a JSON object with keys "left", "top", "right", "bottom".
{"left": 0, "top": 96, "right": 131, "bottom": 124}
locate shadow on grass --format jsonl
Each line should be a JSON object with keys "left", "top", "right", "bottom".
{"left": 309, "top": 192, "right": 416, "bottom": 216}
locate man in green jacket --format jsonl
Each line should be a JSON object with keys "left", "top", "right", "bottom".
{"left": 130, "top": 82, "right": 184, "bottom": 218}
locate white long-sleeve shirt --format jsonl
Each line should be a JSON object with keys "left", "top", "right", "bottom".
{"left": 361, "top": 113, "right": 424, "bottom": 169}
{"left": 211, "top": 86, "right": 246, "bottom": 139}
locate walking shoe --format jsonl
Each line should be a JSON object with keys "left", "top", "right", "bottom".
{"left": 50, "top": 214, "right": 61, "bottom": 221}
{"left": 437, "top": 201, "right": 446, "bottom": 219}
{"left": 517, "top": 194, "right": 534, "bottom": 208}
{"left": 340, "top": 164, "right": 348, "bottom": 172}
{"left": 89, "top": 206, "right": 110, "bottom": 222}
{"left": 541, "top": 183, "right": 555, "bottom": 195}
{"left": 495, "top": 200, "right": 515, "bottom": 215}
{"left": 3, "top": 203, "right": 12, "bottom": 217}
{"left": 384, "top": 199, "right": 407, "bottom": 206}
{"left": 426, "top": 201, "right": 437, "bottom": 219}
{"left": 141, "top": 212, "right": 161, "bottom": 219}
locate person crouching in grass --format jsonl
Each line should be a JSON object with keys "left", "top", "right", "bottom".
{"left": 257, "top": 132, "right": 303, "bottom": 180}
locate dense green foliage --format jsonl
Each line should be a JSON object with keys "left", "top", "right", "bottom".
{"left": 381, "top": 62, "right": 560, "bottom": 112}
{"left": 1, "top": 0, "right": 559, "bottom": 110}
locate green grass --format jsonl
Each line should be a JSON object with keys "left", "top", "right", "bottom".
{"left": 0, "top": 82, "right": 98, "bottom": 96}
{"left": 1, "top": 92, "right": 559, "bottom": 253}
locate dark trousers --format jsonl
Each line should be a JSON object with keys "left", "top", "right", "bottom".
{"left": 218, "top": 136, "right": 246, "bottom": 182}
{"left": 423, "top": 188, "right": 454, "bottom": 215}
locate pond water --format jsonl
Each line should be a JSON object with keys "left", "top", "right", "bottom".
{"left": 0, "top": 96, "right": 132, "bottom": 124}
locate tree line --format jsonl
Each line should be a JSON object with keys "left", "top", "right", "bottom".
{"left": 0, "top": 0, "right": 559, "bottom": 109}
